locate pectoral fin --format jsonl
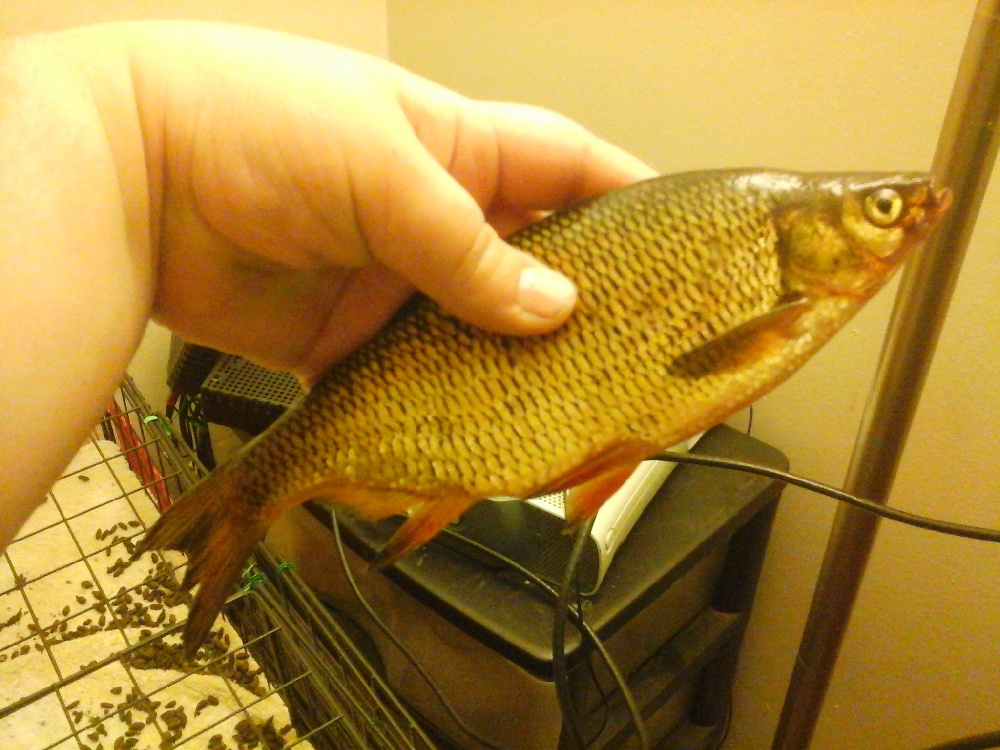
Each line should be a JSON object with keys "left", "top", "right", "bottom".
{"left": 670, "top": 295, "right": 813, "bottom": 376}
{"left": 563, "top": 461, "right": 645, "bottom": 526}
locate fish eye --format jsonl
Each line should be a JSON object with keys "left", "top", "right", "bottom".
{"left": 863, "top": 187, "right": 905, "bottom": 227}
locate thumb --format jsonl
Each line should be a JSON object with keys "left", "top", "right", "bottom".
{"left": 362, "top": 150, "right": 578, "bottom": 335}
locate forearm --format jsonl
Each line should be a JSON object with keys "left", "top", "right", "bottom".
{"left": 0, "top": 30, "right": 153, "bottom": 549}
{"left": 0, "top": 20, "right": 652, "bottom": 552}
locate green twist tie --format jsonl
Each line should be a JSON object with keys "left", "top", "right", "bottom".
{"left": 241, "top": 564, "right": 268, "bottom": 592}
{"left": 242, "top": 573, "right": 268, "bottom": 592}
{"left": 143, "top": 414, "right": 174, "bottom": 437}
{"left": 274, "top": 561, "right": 296, "bottom": 577}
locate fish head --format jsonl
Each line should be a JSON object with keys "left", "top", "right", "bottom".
{"left": 774, "top": 173, "right": 952, "bottom": 301}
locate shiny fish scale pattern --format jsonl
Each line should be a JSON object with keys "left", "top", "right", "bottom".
{"left": 246, "top": 171, "right": 787, "bottom": 503}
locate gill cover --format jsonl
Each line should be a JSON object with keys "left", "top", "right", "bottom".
{"left": 774, "top": 174, "right": 947, "bottom": 299}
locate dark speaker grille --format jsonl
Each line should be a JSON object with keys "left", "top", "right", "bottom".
{"left": 166, "top": 340, "right": 222, "bottom": 395}
{"left": 201, "top": 355, "right": 303, "bottom": 434}
{"left": 530, "top": 531, "right": 600, "bottom": 593}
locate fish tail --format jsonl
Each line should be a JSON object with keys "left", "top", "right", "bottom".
{"left": 132, "top": 462, "right": 266, "bottom": 657}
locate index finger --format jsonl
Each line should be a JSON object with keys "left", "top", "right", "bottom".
{"left": 479, "top": 101, "right": 658, "bottom": 209}
{"left": 396, "top": 71, "right": 656, "bottom": 212}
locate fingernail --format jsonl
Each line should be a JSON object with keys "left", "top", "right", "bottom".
{"left": 517, "top": 266, "right": 577, "bottom": 319}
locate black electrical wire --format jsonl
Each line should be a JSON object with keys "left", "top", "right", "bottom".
{"left": 330, "top": 509, "right": 648, "bottom": 750}
{"left": 328, "top": 449, "right": 999, "bottom": 750}
{"left": 328, "top": 514, "right": 505, "bottom": 750}
{"left": 175, "top": 393, "right": 215, "bottom": 471}
{"left": 440, "top": 526, "right": 641, "bottom": 747}
{"left": 921, "top": 730, "right": 1000, "bottom": 750}
{"left": 552, "top": 519, "right": 592, "bottom": 750}
{"left": 651, "top": 451, "right": 1000, "bottom": 544}
{"left": 553, "top": 517, "right": 649, "bottom": 750}
{"left": 577, "top": 581, "right": 612, "bottom": 746}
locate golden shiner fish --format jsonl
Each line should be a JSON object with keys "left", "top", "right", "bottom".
{"left": 137, "top": 169, "right": 949, "bottom": 653}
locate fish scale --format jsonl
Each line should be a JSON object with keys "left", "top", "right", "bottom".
{"left": 253, "top": 170, "right": 925, "bottom": 497}
{"left": 136, "top": 168, "right": 950, "bottom": 654}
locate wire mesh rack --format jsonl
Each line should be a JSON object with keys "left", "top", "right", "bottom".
{"left": 0, "top": 377, "right": 436, "bottom": 750}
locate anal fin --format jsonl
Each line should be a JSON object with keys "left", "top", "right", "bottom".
{"left": 369, "top": 491, "right": 479, "bottom": 570}
{"left": 284, "top": 480, "right": 480, "bottom": 571}
{"left": 536, "top": 441, "right": 657, "bottom": 526}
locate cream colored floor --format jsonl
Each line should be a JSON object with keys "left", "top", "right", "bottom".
{"left": 0, "top": 438, "right": 309, "bottom": 750}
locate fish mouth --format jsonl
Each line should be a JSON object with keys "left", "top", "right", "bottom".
{"left": 902, "top": 184, "right": 953, "bottom": 234}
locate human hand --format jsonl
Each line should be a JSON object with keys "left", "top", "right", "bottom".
{"left": 0, "top": 21, "right": 653, "bottom": 545}
{"left": 87, "top": 22, "right": 655, "bottom": 382}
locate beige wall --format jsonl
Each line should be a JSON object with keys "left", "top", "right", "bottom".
{"left": 9, "top": 1, "right": 997, "bottom": 747}
{"left": 386, "top": 2, "right": 999, "bottom": 748}
{"left": 2, "top": 1, "right": 388, "bottom": 411}
{"left": 0, "top": 1, "right": 387, "bottom": 50}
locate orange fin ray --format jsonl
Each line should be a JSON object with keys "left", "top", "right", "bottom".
{"left": 670, "top": 296, "right": 813, "bottom": 375}
{"left": 312, "top": 483, "right": 430, "bottom": 521}
{"left": 369, "top": 492, "right": 479, "bottom": 570}
{"left": 563, "top": 459, "right": 645, "bottom": 526}
{"left": 304, "top": 481, "right": 480, "bottom": 570}
{"left": 132, "top": 463, "right": 265, "bottom": 657}
{"left": 535, "top": 441, "right": 651, "bottom": 497}
{"left": 535, "top": 441, "right": 658, "bottom": 526}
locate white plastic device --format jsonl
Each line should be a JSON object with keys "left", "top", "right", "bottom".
{"left": 443, "top": 434, "right": 703, "bottom": 594}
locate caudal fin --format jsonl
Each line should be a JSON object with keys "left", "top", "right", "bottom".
{"left": 132, "top": 462, "right": 264, "bottom": 657}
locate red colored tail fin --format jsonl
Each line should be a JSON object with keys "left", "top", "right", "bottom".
{"left": 132, "top": 462, "right": 264, "bottom": 656}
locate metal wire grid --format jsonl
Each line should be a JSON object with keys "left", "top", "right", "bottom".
{"left": 0, "top": 377, "right": 436, "bottom": 750}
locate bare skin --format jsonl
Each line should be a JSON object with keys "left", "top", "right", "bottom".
{"left": 0, "top": 21, "right": 654, "bottom": 550}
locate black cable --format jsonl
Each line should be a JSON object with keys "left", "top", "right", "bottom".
{"left": 438, "top": 527, "right": 642, "bottom": 746}
{"left": 323, "top": 449, "right": 999, "bottom": 750}
{"left": 175, "top": 393, "right": 216, "bottom": 471}
{"left": 330, "top": 511, "right": 649, "bottom": 750}
{"left": 328, "top": 514, "right": 505, "bottom": 750}
{"left": 189, "top": 395, "right": 215, "bottom": 470}
{"left": 920, "top": 731, "right": 1000, "bottom": 750}
{"left": 577, "top": 581, "right": 611, "bottom": 746}
{"left": 552, "top": 520, "right": 592, "bottom": 750}
{"left": 651, "top": 451, "right": 1000, "bottom": 544}
{"left": 176, "top": 394, "right": 192, "bottom": 450}
{"left": 326, "top": 447, "right": 999, "bottom": 750}
{"left": 552, "top": 518, "right": 649, "bottom": 750}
